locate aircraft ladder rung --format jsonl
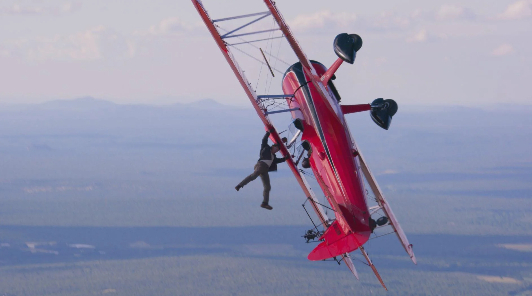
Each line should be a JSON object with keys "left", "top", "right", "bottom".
{"left": 264, "top": 107, "right": 299, "bottom": 115}
{"left": 257, "top": 94, "right": 294, "bottom": 99}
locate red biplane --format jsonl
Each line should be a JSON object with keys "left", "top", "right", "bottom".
{"left": 191, "top": 0, "right": 416, "bottom": 290}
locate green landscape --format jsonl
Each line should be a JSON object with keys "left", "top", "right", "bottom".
{"left": 0, "top": 99, "right": 531, "bottom": 295}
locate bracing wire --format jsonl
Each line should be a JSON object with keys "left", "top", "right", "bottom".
{"left": 369, "top": 231, "right": 396, "bottom": 241}
{"left": 215, "top": 17, "right": 292, "bottom": 113}
{"left": 228, "top": 44, "right": 283, "bottom": 75}
{"left": 262, "top": 18, "right": 276, "bottom": 96}
{"left": 255, "top": 49, "right": 265, "bottom": 91}
{"left": 217, "top": 26, "right": 291, "bottom": 67}
{"left": 265, "top": 17, "right": 281, "bottom": 97}
{"left": 268, "top": 22, "right": 282, "bottom": 97}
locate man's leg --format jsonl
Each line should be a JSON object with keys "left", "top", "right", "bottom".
{"left": 236, "top": 162, "right": 261, "bottom": 189}
{"left": 259, "top": 171, "right": 271, "bottom": 204}
{"left": 257, "top": 162, "right": 271, "bottom": 210}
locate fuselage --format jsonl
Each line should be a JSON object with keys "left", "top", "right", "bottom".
{"left": 282, "top": 61, "right": 371, "bottom": 247}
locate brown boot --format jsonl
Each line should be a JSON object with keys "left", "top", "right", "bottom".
{"left": 261, "top": 203, "right": 273, "bottom": 210}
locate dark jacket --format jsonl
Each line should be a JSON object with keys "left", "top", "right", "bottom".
{"left": 259, "top": 131, "right": 287, "bottom": 172}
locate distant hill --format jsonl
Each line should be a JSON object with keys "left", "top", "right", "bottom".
{"left": 38, "top": 96, "right": 118, "bottom": 111}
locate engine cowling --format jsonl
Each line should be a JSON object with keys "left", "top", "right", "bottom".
{"left": 370, "top": 98, "right": 398, "bottom": 130}
{"left": 333, "top": 33, "right": 363, "bottom": 64}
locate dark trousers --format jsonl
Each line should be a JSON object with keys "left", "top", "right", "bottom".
{"left": 238, "top": 161, "right": 271, "bottom": 204}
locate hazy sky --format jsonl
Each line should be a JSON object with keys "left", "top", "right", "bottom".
{"left": 0, "top": 0, "right": 530, "bottom": 106}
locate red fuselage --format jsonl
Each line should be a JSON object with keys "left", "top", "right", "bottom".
{"left": 282, "top": 61, "right": 371, "bottom": 247}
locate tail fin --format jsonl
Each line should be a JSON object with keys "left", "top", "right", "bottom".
{"left": 307, "top": 221, "right": 363, "bottom": 261}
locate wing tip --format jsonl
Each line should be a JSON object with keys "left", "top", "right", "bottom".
{"left": 409, "top": 244, "right": 417, "bottom": 265}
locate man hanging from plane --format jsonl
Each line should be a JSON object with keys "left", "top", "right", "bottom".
{"left": 235, "top": 130, "right": 289, "bottom": 210}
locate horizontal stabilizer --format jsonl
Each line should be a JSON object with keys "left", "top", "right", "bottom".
{"left": 308, "top": 221, "right": 362, "bottom": 261}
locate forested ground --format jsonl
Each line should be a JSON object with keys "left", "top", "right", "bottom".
{"left": 0, "top": 99, "right": 531, "bottom": 295}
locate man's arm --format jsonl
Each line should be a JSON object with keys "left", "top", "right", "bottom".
{"left": 261, "top": 131, "right": 271, "bottom": 148}
{"left": 273, "top": 155, "right": 290, "bottom": 164}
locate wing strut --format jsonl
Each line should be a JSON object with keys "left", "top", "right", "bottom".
{"left": 360, "top": 246, "right": 387, "bottom": 290}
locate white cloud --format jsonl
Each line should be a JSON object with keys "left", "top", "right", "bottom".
{"left": 381, "top": 169, "right": 398, "bottom": 175}
{"left": 288, "top": 8, "right": 485, "bottom": 42}
{"left": 436, "top": 4, "right": 475, "bottom": 21}
{"left": 0, "top": 50, "right": 9, "bottom": 57}
{"left": 371, "top": 11, "right": 411, "bottom": 30}
{"left": 60, "top": 2, "right": 82, "bottom": 13}
{"left": 375, "top": 57, "right": 387, "bottom": 65}
{"left": 285, "top": 7, "right": 489, "bottom": 43}
{"left": 406, "top": 29, "right": 448, "bottom": 43}
{"left": 133, "top": 17, "right": 201, "bottom": 38}
{"left": 0, "top": 4, "right": 43, "bottom": 15}
{"left": 145, "top": 17, "right": 191, "bottom": 36}
{"left": 4, "top": 27, "right": 133, "bottom": 61}
{"left": 289, "top": 10, "right": 416, "bottom": 34}
{"left": 491, "top": 44, "right": 514, "bottom": 56}
{"left": 498, "top": 0, "right": 532, "bottom": 20}
{"left": 0, "top": 2, "right": 81, "bottom": 15}
{"left": 410, "top": 9, "right": 424, "bottom": 20}
{"left": 290, "top": 10, "right": 357, "bottom": 32}
{"left": 407, "top": 29, "right": 429, "bottom": 43}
